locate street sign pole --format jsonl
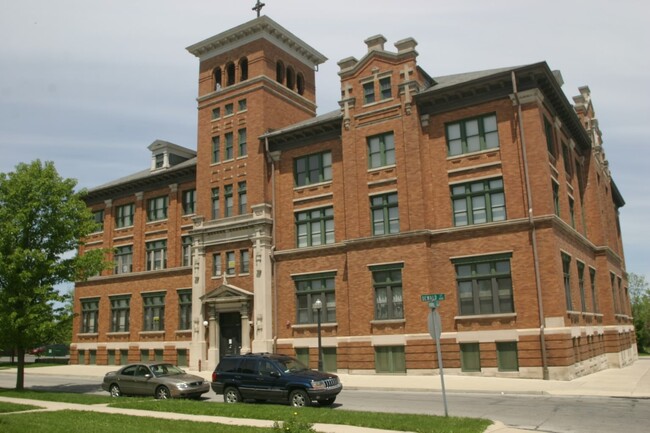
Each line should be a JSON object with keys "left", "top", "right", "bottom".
{"left": 429, "top": 307, "right": 449, "bottom": 417}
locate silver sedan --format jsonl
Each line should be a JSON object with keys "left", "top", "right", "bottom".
{"left": 101, "top": 363, "right": 209, "bottom": 399}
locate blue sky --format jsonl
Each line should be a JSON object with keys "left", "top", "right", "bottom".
{"left": 1, "top": 0, "right": 648, "bottom": 281}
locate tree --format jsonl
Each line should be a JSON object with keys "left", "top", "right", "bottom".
{"left": 0, "top": 160, "right": 106, "bottom": 390}
{"left": 629, "top": 273, "right": 650, "bottom": 353}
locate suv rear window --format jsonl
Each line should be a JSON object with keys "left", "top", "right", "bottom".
{"left": 217, "top": 358, "right": 240, "bottom": 373}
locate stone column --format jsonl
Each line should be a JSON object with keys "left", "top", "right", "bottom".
{"left": 207, "top": 307, "right": 218, "bottom": 371}
{"left": 240, "top": 307, "right": 251, "bottom": 354}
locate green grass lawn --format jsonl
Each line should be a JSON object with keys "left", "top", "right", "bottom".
{"left": 0, "top": 401, "right": 43, "bottom": 413}
{"left": 0, "top": 389, "right": 492, "bottom": 433}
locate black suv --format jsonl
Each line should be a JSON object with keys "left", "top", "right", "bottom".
{"left": 211, "top": 353, "right": 342, "bottom": 407}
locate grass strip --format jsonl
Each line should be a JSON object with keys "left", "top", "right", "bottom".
{"left": 0, "top": 388, "right": 114, "bottom": 405}
{"left": 0, "top": 401, "right": 43, "bottom": 413}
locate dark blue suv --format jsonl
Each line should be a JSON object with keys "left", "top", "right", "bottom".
{"left": 211, "top": 353, "right": 342, "bottom": 407}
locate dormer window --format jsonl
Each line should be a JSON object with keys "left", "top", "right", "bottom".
{"left": 154, "top": 153, "right": 165, "bottom": 169}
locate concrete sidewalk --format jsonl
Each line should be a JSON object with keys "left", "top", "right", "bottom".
{"left": 2, "top": 357, "right": 649, "bottom": 433}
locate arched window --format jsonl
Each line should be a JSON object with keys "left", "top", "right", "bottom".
{"left": 226, "top": 62, "right": 236, "bottom": 86}
{"left": 276, "top": 60, "right": 285, "bottom": 84}
{"left": 213, "top": 67, "right": 222, "bottom": 91}
{"left": 286, "top": 66, "right": 295, "bottom": 90}
{"left": 239, "top": 57, "right": 248, "bottom": 81}
{"left": 296, "top": 72, "right": 305, "bottom": 95}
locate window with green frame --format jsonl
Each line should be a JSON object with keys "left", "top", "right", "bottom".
{"left": 363, "top": 81, "right": 375, "bottom": 104}
{"left": 367, "top": 132, "right": 395, "bottom": 169}
{"left": 295, "top": 347, "right": 309, "bottom": 366}
{"left": 182, "top": 189, "right": 196, "bottom": 215}
{"left": 238, "top": 182, "right": 247, "bottom": 215}
{"left": 146, "top": 239, "right": 167, "bottom": 271}
{"left": 544, "top": 117, "right": 557, "bottom": 158}
{"left": 142, "top": 292, "right": 165, "bottom": 331}
{"left": 294, "top": 151, "right": 332, "bottom": 187}
{"left": 371, "top": 192, "right": 399, "bottom": 235}
{"left": 212, "top": 136, "right": 220, "bottom": 163}
{"left": 224, "top": 184, "right": 233, "bottom": 217}
{"left": 453, "top": 253, "right": 514, "bottom": 316}
{"left": 323, "top": 347, "right": 337, "bottom": 372}
{"left": 110, "top": 296, "right": 130, "bottom": 332}
{"left": 460, "top": 343, "right": 481, "bottom": 372}
{"left": 238, "top": 128, "right": 247, "bottom": 157}
{"left": 181, "top": 236, "right": 192, "bottom": 267}
{"left": 375, "top": 346, "right": 405, "bottom": 373}
{"left": 294, "top": 273, "right": 336, "bottom": 324}
{"left": 562, "top": 141, "right": 573, "bottom": 176}
{"left": 562, "top": 253, "right": 572, "bottom": 311}
{"left": 379, "top": 76, "right": 391, "bottom": 100}
{"left": 295, "top": 206, "right": 334, "bottom": 247}
{"left": 178, "top": 289, "right": 192, "bottom": 330}
{"left": 552, "top": 181, "right": 560, "bottom": 216}
{"left": 225, "top": 132, "right": 234, "bottom": 160}
{"left": 115, "top": 203, "right": 135, "bottom": 228}
{"left": 577, "top": 261, "right": 586, "bottom": 312}
{"left": 496, "top": 341, "right": 518, "bottom": 372}
{"left": 451, "top": 178, "right": 505, "bottom": 226}
{"left": 446, "top": 113, "right": 499, "bottom": 156}
{"left": 147, "top": 196, "right": 168, "bottom": 221}
{"left": 81, "top": 298, "right": 99, "bottom": 333}
{"left": 92, "top": 209, "right": 104, "bottom": 232}
{"left": 370, "top": 263, "right": 404, "bottom": 320}
{"left": 569, "top": 196, "right": 575, "bottom": 228}
{"left": 114, "top": 245, "right": 133, "bottom": 274}
{"left": 589, "top": 267, "right": 599, "bottom": 313}
{"left": 213, "top": 252, "right": 222, "bottom": 276}
{"left": 211, "top": 187, "right": 220, "bottom": 219}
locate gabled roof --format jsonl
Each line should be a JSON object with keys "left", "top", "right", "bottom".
{"left": 186, "top": 15, "right": 327, "bottom": 67}
{"left": 201, "top": 283, "right": 253, "bottom": 302}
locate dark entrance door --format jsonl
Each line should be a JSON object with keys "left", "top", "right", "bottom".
{"left": 219, "top": 312, "right": 241, "bottom": 359}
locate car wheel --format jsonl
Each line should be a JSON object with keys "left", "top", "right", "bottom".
{"left": 289, "top": 389, "right": 311, "bottom": 407}
{"left": 223, "top": 387, "right": 242, "bottom": 403}
{"left": 109, "top": 384, "right": 121, "bottom": 398}
{"left": 155, "top": 386, "right": 171, "bottom": 400}
{"left": 320, "top": 397, "right": 336, "bottom": 406}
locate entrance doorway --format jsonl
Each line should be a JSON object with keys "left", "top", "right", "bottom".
{"left": 219, "top": 312, "right": 241, "bottom": 359}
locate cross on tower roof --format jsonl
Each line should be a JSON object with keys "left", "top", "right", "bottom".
{"left": 252, "top": 0, "right": 266, "bottom": 17}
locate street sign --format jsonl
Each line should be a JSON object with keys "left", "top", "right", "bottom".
{"left": 427, "top": 309, "right": 442, "bottom": 339}
{"left": 420, "top": 293, "right": 446, "bottom": 302}
{"left": 428, "top": 301, "right": 439, "bottom": 308}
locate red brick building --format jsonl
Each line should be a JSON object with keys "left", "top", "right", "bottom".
{"left": 73, "top": 15, "right": 635, "bottom": 380}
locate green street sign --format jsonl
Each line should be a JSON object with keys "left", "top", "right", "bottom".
{"left": 421, "top": 293, "right": 446, "bottom": 302}
{"left": 428, "top": 301, "right": 439, "bottom": 308}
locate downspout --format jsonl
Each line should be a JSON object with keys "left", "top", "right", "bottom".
{"left": 265, "top": 136, "right": 278, "bottom": 354}
{"left": 511, "top": 71, "right": 549, "bottom": 380}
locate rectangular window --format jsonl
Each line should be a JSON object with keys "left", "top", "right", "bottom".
{"left": 181, "top": 236, "right": 193, "bottom": 267}
{"left": 178, "top": 290, "right": 192, "bottom": 330}
{"left": 110, "top": 296, "right": 130, "bottom": 333}
{"left": 562, "top": 141, "right": 572, "bottom": 176}
{"left": 238, "top": 128, "right": 247, "bottom": 157}
{"left": 93, "top": 210, "right": 104, "bottom": 232}
{"left": 323, "top": 347, "right": 337, "bottom": 373}
{"left": 562, "top": 253, "right": 573, "bottom": 311}
{"left": 146, "top": 240, "right": 167, "bottom": 271}
{"left": 294, "top": 273, "right": 336, "bottom": 324}
{"left": 577, "top": 261, "right": 586, "bottom": 312}
{"left": 238, "top": 181, "right": 247, "bottom": 215}
{"left": 371, "top": 264, "right": 403, "bottom": 320}
{"left": 212, "top": 136, "right": 220, "bottom": 163}
{"left": 371, "top": 192, "right": 399, "bottom": 235}
{"left": 182, "top": 189, "right": 196, "bottom": 215}
{"left": 225, "top": 132, "right": 234, "bottom": 160}
{"left": 224, "top": 184, "right": 233, "bottom": 217}
{"left": 143, "top": 292, "right": 165, "bottom": 332}
{"left": 211, "top": 107, "right": 220, "bottom": 120}
{"left": 295, "top": 151, "right": 332, "bottom": 187}
{"left": 240, "top": 250, "right": 249, "bottom": 274}
{"left": 460, "top": 343, "right": 481, "bottom": 372}
{"left": 141, "top": 349, "right": 149, "bottom": 362}
{"left": 446, "top": 113, "right": 499, "bottom": 156}
{"left": 367, "top": 132, "right": 395, "bottom": 169}
{"left": 611, "top": 272, "right": 620, "bottom": 314}
{"left": 114, "top": 245, "right": 133, "bottom": 274}
{"left": 496, "top": 341, "right": 519, "bottom": 372}
{"left": 379, "top": 76, "right": 391, "bottom": 100}
{"left": 363, "top": 81, "right": 375, "bottom": 104}
{"left": 81, "top": 298, "right": 99, "bottom": 333}
{"left": 544, "top": 117, "right": 556, "bottom": 157}
{"left": 451, "top": 178, "right": 505, "bottom": 226}
{"left": 569, "top": 197, "right": 575, "bottom": 228}
{"left": 226, "top": 251, "right": 235, "bottom": 275}
{"left": 552, "top": 181, "right": 560, "bottom": 217}
{"left": 225, "top": 103, "right": 234, "bottom": 115}
{"left": 454, "top": 253, "right": 514, "bottom": 316}
{"left": 213, "top": 253, "right": 222, "bottom": 276}
{"left": 154, "top": 154, "right": 164, "bottom": 169}
{"left": 147, "top": 196, "right": 168, "bottom": 222}
{"left": 116, "top": 203, "right": 135, "bottom": 228}
{"left": 238, "top": 98, "right": 247, "bottom": 111}
{"left": 177, "top": 349, "right": 188, "bottom": 367}
{"left": 589, "top": 267, "right": 599, "bottom": 313}
{"left": 295, "top": 206, "right": 334, "bottom": 247}
{"left": 375, "top": 346, "right": 405, "bottom": 373}
{"left": 295, "top": 347, "right": 309, "bottom": 366}
{"left": 211, "top": 187, "right": 220, "bottom": 219}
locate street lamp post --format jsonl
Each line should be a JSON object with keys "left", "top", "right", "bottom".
{"left": 313, "top": 298, "right": 323, "bottom": 371}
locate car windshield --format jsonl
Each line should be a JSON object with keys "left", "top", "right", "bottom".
{"left": 149, "top": 363, "right": 184, "bottom": 377}
{"left": 275, "top": 357, "right": 309, "bottom": 373}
